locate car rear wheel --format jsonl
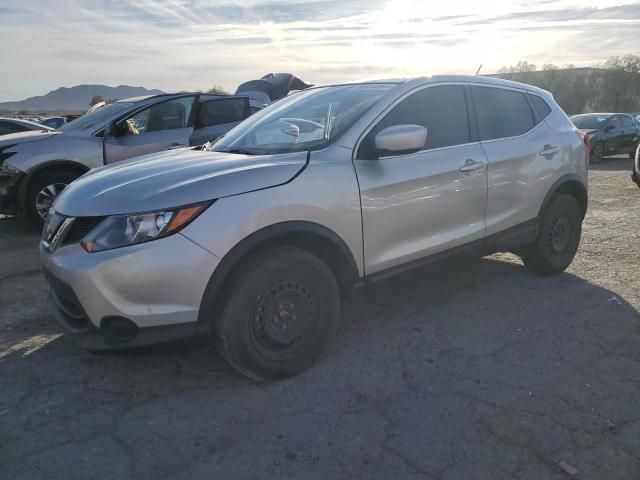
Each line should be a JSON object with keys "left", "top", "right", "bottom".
{"left": 520, "top": 194, "right": 582, "bottom": 275}
{"left": 25, "top": 170, "right": 79, "bottom": 227}
{"left": 590, "top": 143, "right": 604, "bottom": 164}
{"left": 211, "top": 246, "right": 340, "bottom": 381}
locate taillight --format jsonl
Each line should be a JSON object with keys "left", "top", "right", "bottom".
{"left": 576, "top": 130, "right": 591, "bottom": 152}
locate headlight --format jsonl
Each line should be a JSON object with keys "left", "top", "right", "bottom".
{"left": 81, "top": 203, "right": 209, "bottom": 253}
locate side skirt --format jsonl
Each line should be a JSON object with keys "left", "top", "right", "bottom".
{"left": 360, "top": 218, "right": 539, "bottom": 286}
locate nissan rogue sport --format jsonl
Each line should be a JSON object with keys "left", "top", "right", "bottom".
{"left": 40, "top": 76, "right": 588, "bottom": 380}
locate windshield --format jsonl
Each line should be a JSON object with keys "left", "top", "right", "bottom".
{"left": 212, "top": 83, "right": 394, "bottom": 154}
{"left": 571, "top": 114, "right": 609, "bottom": 130}
{"left": 58, "top": 102, "right": 134, "bottom": 132}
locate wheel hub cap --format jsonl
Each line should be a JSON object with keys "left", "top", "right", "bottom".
{"left": 550, "top": 215, "right": 571, "bottom": 253}
{"left": 35, "top": 183, "right": 68, "bottom": 220}
{"left": 253, "top": 281, "right": 314, "bottom": 351}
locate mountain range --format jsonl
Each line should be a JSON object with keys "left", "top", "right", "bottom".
{"left": 0, "top": 85, "right": 165, "bottom": 112}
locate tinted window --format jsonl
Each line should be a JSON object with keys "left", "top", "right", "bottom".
{"left": 621, "top": 115, "right": 634, "bottom": 128}
{"left": 0, "top": 121, "right": 28, "bottom": 135}
{"left": 362, "top": 85, "right": 469, "bottom": 157}
{"left": 472, "top": 86, "right": 535, "bottom": 140}
{"left": 197, "top": 98, "right": 249, "bottom": 128}
{"left": 608, "top": 116, "right": 622, "bottom": 129}
{"left": 529, "top": 94, "right": 552, "bottom": 119}
{"left": 123, "top": 97, "right": 195, "bottom": 135}
{"left": 571, "top": 115, "right": 609, "bottom": 130}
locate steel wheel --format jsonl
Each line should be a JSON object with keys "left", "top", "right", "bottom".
{"left": 35, "top": 182, "right": 68, "bottom": 220}
{"left": 590, "top": 143, "right": 603, "bottom": 164}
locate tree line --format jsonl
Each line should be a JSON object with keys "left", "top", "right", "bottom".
{"left": 494, "top": 55, "right": 640, "bottom": 115}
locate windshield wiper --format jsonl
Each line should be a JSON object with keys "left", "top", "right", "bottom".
{"left": 223, "top": 148, "right": 259, "bottom": 155}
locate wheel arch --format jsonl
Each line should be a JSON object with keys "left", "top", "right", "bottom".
{"left": 17, "top": 160, "right": 90, "bottom": 213}
{"left": 197, "top": 221, "right": 361, "bottom": 326}
{"left": 538, "top": 174, "right": 588, "bottom": 220}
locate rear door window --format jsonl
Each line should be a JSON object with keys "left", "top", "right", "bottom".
{"left": 472, "top": 86, "right": 535, "bottom": 141}
{"left": 621, "top": 115, "right": 634, "bottom": 128}
{"left": 608, "top": 116, "right": 622, "bottom": 130}
{"left": 0, "top": 121, "right": 28, "bottom": 135}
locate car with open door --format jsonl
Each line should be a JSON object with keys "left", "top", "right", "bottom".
{"left": 570, "top": 113, "right": 640, "bottom": 164}
{"left": 0, "top": 93, "right": 251, "bottom": 225}
{"left": 40, "top": 75, "right": 588, "bottom": 380}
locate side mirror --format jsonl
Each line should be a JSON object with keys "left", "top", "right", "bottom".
{"left": 374, "top": 124, "right": 428, "bottom": 156}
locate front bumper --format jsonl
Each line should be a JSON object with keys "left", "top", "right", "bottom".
{"left": 0, "top": 169, "right": 23, "bottom": 215}
{"left": 40, "top": 233, "right": 220, "bottom": 350}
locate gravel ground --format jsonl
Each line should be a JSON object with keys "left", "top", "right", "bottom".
{"left": 1, "top": 158, "right": 639, "bottom": 480}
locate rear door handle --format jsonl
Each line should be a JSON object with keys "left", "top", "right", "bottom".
{"left": 540, "top": 145, "right": 559, "bottom": 158}
{"left": 458, "top": 159, "right": 486, "bottom": 173}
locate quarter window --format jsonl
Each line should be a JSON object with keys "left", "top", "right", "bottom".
{"left": 472, "top": 86, "right": 535, "bottom": 141}
{"left": 529, "top": 94, "right": 552, "bottom": 120}
{"left": 360, "top": 85, "right": 470, "bottom": 158}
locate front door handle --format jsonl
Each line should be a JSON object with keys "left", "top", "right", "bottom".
{"left": 458, "top": 159, "right": 486, "bottom": 173}
{"left": 540, "top": 145, "right": 559, "bottom": 158}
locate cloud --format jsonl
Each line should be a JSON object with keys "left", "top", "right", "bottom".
{"left": 0, "top": 0, "right": 639, "bottom": 102}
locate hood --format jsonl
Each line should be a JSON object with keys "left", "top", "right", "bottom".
{"left": 0, "top": 129, "right": 60, "bottom": 147}
{"left": 53, "top": 149, "right": 308, "bottom": 217}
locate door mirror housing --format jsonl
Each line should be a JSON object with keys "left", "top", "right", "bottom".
{"left": 374, "top": 124, "right": 428, "bottom": 156}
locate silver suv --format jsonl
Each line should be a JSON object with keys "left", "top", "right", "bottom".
{"left": 0, "top": 93, "right": 251, "bottom": 225}
{"left": 40, "top": 76, "right": 588, "bottom": 380}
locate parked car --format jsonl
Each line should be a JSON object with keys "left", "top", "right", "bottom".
{"left": 40, "top": 75, "right": 587, "bottom": 380}
{"left": 40, "top": 115, "right": 82, "bottom": 129}
{"left": 0, "top": 117, "right": 52, "bottom": 136}
{"left": 632, "top": 143, "right": 640, "bottom": 187}
{"left": 0, "top": 93, "right": 252, "bottom": 225}
{"left": 236, "top": 73, "right": 313, "bottom": 112}
{"left": 570, "top": 113, "right": 640, "bottom": 164}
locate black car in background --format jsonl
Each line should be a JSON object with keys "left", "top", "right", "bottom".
{"left": 570, "top": 113, "right": 640, "bottom": 164}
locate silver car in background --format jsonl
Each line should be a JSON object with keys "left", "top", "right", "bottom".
{"left": 0, "top": 117, "right": 52, "bottom": 135}
{"left": 41, "top": 75, "right": 588, "bottom": 380}
{"left": 0, "top": 93, "right": 252, "bottom": 225}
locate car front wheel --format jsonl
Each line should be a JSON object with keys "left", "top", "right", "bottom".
{"left": 633, "top": 144, "right": 640, "bottom": 187}
{"left": 212, "top": 246, "right": 340, "bottom": 381}
{"left": 25, "top": 170, "right": 79, "bottom": 227}
{"left": 590, "top": 142, "right": 604, "bottom": 164}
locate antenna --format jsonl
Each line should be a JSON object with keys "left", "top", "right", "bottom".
{"left": 475, "top": 64, "right": 483, "bottom": 76}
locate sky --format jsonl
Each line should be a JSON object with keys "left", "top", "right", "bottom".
{"left": 0, "top": 0, "right": 639, "bottom": 102}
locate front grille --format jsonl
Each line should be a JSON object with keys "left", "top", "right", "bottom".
{"left": 62, "top": 216, "right": 106, "bottom": 246}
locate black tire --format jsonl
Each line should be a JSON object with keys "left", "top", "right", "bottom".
{"left": 589, "top": 143, "right": 604, "bottom": 164}
{"left": 25, "top": 169, "right": 79, "bottom": 227}
{"left": 633, "top": 144, "right": 640, "bottom": 187}
{"left": 212, "top": 246, "right": 340, "bottom": 381}
{"left": 520, "top": 194, "right": 582, "bottom": 275}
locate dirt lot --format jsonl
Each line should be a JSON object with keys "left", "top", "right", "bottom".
{"left": 1, "top": 158, "right": 639, "bottom": 480}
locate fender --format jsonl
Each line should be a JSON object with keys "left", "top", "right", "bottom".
{"left": 17, "top": 160, "right": 90, "bottom": 214}
{"left": 196, "top": 221, "right": 360, "bottom": 328}
{"left": 537, "top": 173, "right": 588, "bottom": 219}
